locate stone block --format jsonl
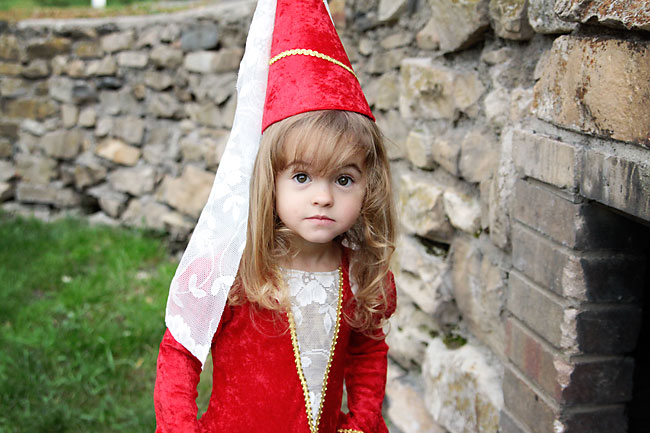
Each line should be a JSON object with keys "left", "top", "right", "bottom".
{"left": 4, "top": 98, "right": 58, "bottom": 120}
{"left": 184, "top": 48, "right": 243, "bottom": 74}
{"left": 513, "top": 179, "right": 641, "bottom": 250}
{"left": 21, "top": 60, "right": 49, "bottom": 79}
{"left": 512, "top": 129, "right": 580, "bottom": 190}
{"left": 443, "top": 189, "right": 481, "bottom": 234}
{"left": 405, "top": 127, "right": 436, "bottom": 169}
{"left": 0, "top": 35, "right": 20, "bottom": 61}
{"left": 21, "top": 119, "right": 45, "bottom": 138}
{"left": 49, "top": 77, "right": 96, "bottom": 105}
{"left": 26, "top": 37, "right": 71, "bottom": 59}
{"left": 386, "top": 299, "right": 439, "bottom": 368}
{"left": 432, "top": 129, "right": 461, "bottom": 176}
{"left": 0, "top": 121, "right": 19, "bottom": 140}
{"left": 121, "top": 197, "right": 169, "bottom": 230}
{"left": 186, "top": 102, "right": 222, "bottom": 128}
{"left": 373, "top": 72, "right": 400, "bottom": 110}
{"left": 488, "top": 128, "right": 516, "bottom": 249}
{"left": 534, "top": 36, "right": 650, "bottom": 146}
{"left": 108, "top": 165, "right": 157, "bottom": 196}
{"left": 381, "top": 32, "right": 413, "bottom": 50}
{"left": 180, "top": 22, "right": 219, "bottom": 51}
{"left": 459, "top": 128, "right": 497, "bottom": 183}
{"left": 192, "top": 73, "right": 236, "bottom": 105}
{"left": 0, "top": 160, "right": 15, "bottom": 182}
{"left": 386, "top": 368, "right": 445, "bottom": 433}
{"left": 40, "top": 129, "right": 83, "bottom": 160}
{"left": 95, "top": 138, "right": 141, "bottom": 166}
{"left": 528, "top": 0, "right": 577, "bottom": 34}
{"left": 505, "top": 316, "right": 635, "bottom": 405}
{"left": 451, "top": 236, "right": 506, "bottom": 356}
{"left": 16, "top": 182, "right": 80, "bottom": 208}
{"left": 88, "top": 183, "right": 128, "bottom": 217}
{"left": 0, "top": 77, "right": 31, "bottom": 98}
{"left": 86, "top": 56, "right": 118, "bottom": 77}
{"left": 101, "top": 31, "right": 135, "bottom": 53}
{"left": 400, "top": 58, "right": 484, "bottom": 120}
{"left": 62, "top": 104, "right": 79, "bottom": 128}
{"left": 580, "top": 145, "right": 650, "bottom": 222}
{"left": 74, "top": 40, "right": 103, "bottom": 59}
{"left": 0, "top": 182, "right": 13, "bottom": 202}
{"left": 378, "top": 0, "right": 408, "bottom": 22}
{"left": 66, "top": 60, "right": 87, "bottom": 78}
{"left": 0, "top": 61, "right": 23, "bottom": 76}
{"left": 144, "top": 70, "right": 174, "bottom": 91}
{"left": 416, "top": 18, "right": 441, "bottom": 50}
{"left": 157, "top": 165, "right": 215, "bottom": 218}
{"left": 114, "top": 116, "right": 146, "bottom": 146}
{"left": 484, "top": 87, "right": 510, "bottom": 129}
{"left": 0, "top": 138, "right": 11, "bottom": 158}
{"left": 73, "top": 153, "right": 107, "bottom": 189}
{"left": 375, "top": 110, "right": 408, "bottom": 160}
{"left": 423, "top": 339, "right": 503, "bottom": 433}
{"left": 117, "top": 51, "right": 149, "bottom": 69}
{"left": 489, "top": 0, "right": 534, "bottom": 40}
{"left": 148, "top": 93, "right": 183, "bottom": 119}
{"left": 398, "top": 170, "right": 455, "bottom": 242}
{"left": 78, "top": 108, "right": 96, "bottom": 128}
{"left": 554, "top": 0, "right": 650, "bottom": 32}
{"left": 150, "top": 45, "right": 184, "bottom": 69}
{"left": 394, "top": 235, "right": 450, "bottom": 316}
{"left": 426, "top": 0, "right": 490, "bottom": 52}
{"left": 511, "top": 224, "right": 645, "bottom": 302}
{"left": 15, "top": 153, "right": 58, "bottom": 184}
{"left": 366, "top": 48, "right": 407, "bottom": 74}
{"left": 161, "top": 210, "right": 196, "bottom": 240}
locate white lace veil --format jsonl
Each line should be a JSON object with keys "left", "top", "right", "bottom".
{"left": 164, "top": 0, "right": 277, "bottom": 366}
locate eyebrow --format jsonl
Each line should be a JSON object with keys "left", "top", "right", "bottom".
{"left": 287, "top": 160, "right": 363, "bottom": 175}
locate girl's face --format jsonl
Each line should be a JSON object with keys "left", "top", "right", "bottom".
{"left": 275, "top": 152, "right": 366, "bottom": 251}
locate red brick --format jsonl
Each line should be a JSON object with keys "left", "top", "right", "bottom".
{"left": 506, "top": 316, "right": 635, "bottom": 405}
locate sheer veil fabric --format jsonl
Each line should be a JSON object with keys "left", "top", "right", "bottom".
{"left": 164, "top": 0, "right": 277, "bottom": 366}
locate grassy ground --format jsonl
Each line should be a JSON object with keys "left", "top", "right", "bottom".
{"left": 0, "top": 212, "right": 212, "bottom": 432}
{"left": 0, "top": 0, "right": 207, "bottom": 22}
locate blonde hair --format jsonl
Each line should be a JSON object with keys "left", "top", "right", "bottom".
{"left": 230, "top": 110, "right": 396, "bottom": 334}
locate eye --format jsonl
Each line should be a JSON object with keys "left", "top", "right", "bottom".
{"left": 336, "top": 175, "right": 353, "bottom": 186}
{"left": 292, "top": 173, "right": 310, "bottom": 184}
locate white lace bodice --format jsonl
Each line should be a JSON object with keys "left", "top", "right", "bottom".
{"left": 284, "top": 268, "right": 340, "bottom": 430}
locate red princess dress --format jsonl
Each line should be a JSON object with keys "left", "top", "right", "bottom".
{"left": 154, "top": 255, "right": 396, "bottom": 433}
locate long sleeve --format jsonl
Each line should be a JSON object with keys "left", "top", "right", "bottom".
{"left": 336, "top": 272, "right": 396, "bottom": 433}
{"left": 154, "top": 329, "right": 203, "bottom": 433}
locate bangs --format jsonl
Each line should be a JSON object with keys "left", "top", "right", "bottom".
{"left": 268, "top": 110, "right": 378, "bottom": 176}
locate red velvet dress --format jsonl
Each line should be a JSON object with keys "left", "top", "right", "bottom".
{"left": 154, "top": 258, "right": 395, "bottom": 433}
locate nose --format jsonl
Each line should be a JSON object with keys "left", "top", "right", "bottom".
{"left": 312, "top": 181, "right": 333, "bottom": 207}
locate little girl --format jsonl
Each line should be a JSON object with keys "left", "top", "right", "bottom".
{"left": 154, "top": 1, "right": 397, "bottom": 432}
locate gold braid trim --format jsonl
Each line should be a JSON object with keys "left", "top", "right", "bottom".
{"left": 337, "top": 430, "right": 365, "bottom": 433}
{"left": 288, "top": 267, "right": 344, "bottom": 433}
{"left": 269, "top": 49, "right": 357, "bottom": 78}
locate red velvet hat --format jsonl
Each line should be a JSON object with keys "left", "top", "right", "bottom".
{"left": 262, "top": 0, "right": 374, "bottom": 131}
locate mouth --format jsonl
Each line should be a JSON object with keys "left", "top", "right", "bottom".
{"left": 306, "top": 215, "right": 335, "bottom": 222}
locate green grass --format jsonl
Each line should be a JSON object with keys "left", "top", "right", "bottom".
{"left": 0, "top": 212, "right": 182, "bottom": 432}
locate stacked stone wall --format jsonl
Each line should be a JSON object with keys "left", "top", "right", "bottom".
{"left": 1, "top": 1, "right": 649, "bottom": 432}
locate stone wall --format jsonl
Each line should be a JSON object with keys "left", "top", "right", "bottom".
{"left": 1, "top": 1, "right": 649, "bottom": 433}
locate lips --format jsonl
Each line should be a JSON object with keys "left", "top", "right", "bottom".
{"left": 306, "top": 215, "right": 334, "bottom": 221}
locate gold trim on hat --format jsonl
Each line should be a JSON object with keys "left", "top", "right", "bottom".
{"left": 269, "top": 49, "right": 357, "bottom": 78}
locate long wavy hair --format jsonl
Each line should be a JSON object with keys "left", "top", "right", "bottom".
{"left": 229, "top": 110, "right": 396, "bottom": 334}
